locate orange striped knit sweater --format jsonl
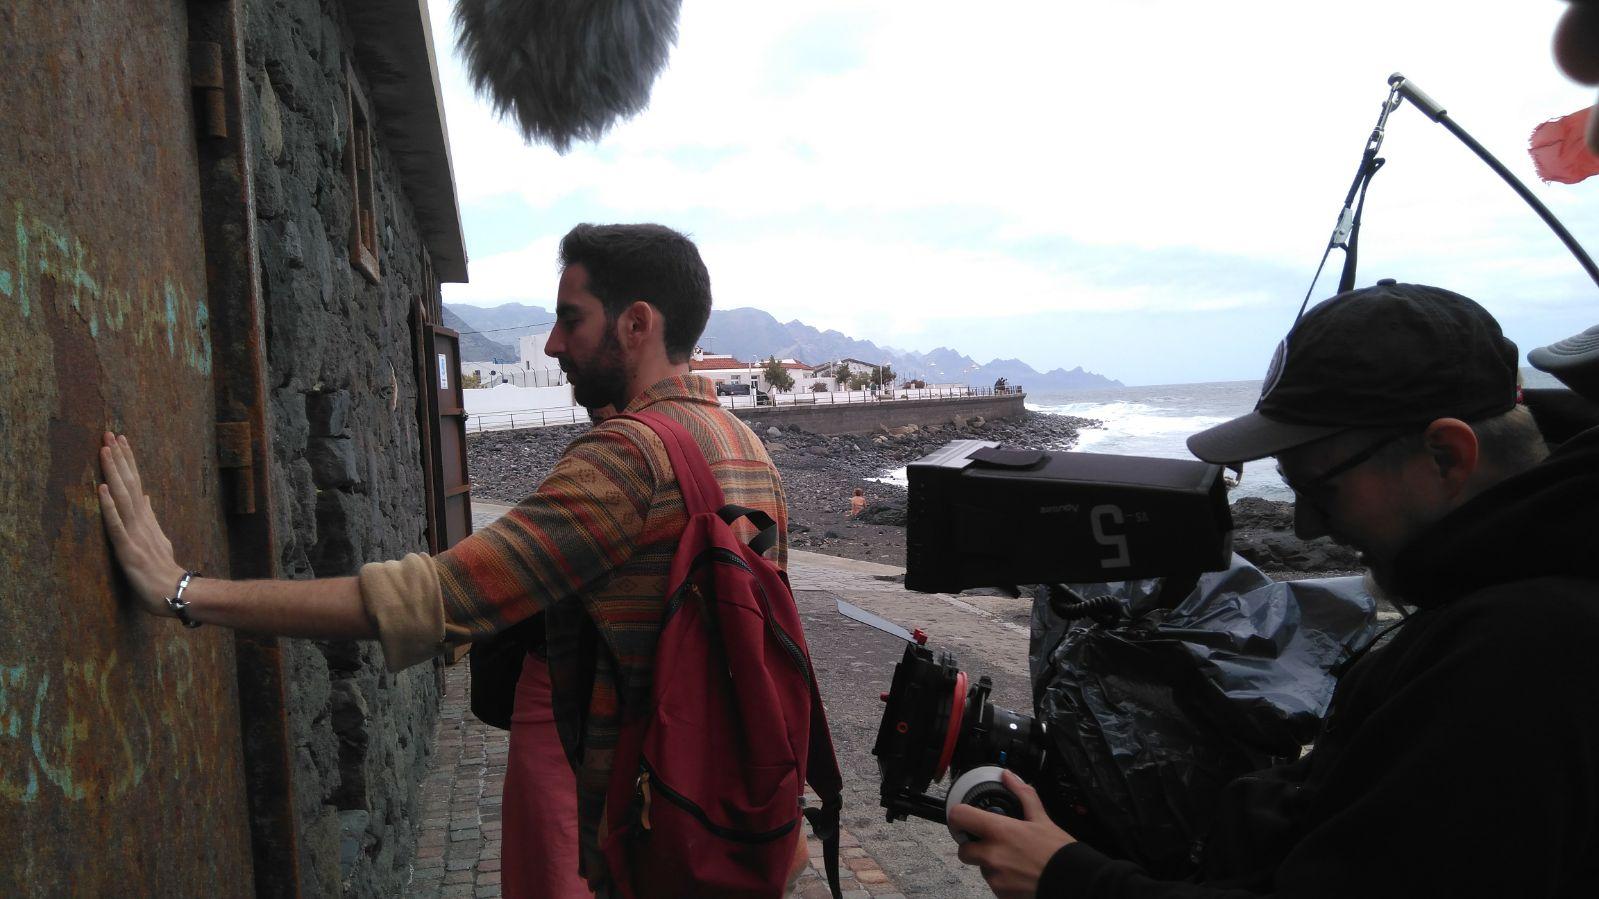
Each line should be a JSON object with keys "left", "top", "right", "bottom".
{"left": 434, "top": 374, "right": 789, "bottom": 887}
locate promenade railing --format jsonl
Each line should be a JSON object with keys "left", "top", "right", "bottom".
{"left": 465, "top": 405, "right": 589, "bottom": 434}
{"left": 465, "top": 384, "right": 1024, "bottom": 433}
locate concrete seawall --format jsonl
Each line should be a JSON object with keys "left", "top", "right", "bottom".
{"left": 732, "top": 392, "right": 1027, "bottom": 436}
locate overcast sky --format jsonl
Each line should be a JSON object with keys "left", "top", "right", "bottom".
{"left": 430, "top": 1, "right": 1599, "bottom": 386}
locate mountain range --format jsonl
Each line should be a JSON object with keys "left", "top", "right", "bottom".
{"left": 445, "top": 302, "right": 1122, "bottom": 391}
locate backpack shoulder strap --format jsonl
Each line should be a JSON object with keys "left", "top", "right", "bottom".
{"left": 614, "top": 411, "right": 725, "bottom": 516}
{"left": 804, "top": 669, "right": 845, "bottom": 899}
{"left": 717, "top": 504, "right": 779, "bottom": 555}
{"left": 618, "top": 413, "right": 783, "bottom": 555}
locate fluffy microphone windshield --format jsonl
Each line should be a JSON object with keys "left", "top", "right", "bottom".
{"left": 453, "top": 0, "right": 682, "bottom": 153}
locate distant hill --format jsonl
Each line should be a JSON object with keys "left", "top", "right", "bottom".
{"left": 445, "top": 302, "right": 1121, "bottom": 391}
{"left": 443, "top": 306, "right": 517, "bottom": 362}
{"left": 443, "top": 302, "right": 555, "bottom": 346}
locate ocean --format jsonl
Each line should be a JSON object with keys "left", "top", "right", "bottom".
{"left": 1029, "top": 368, "right": 1568, "bottom": 503}
{"left": 1029, "top": 381, "right": 1293, "bottom": 501}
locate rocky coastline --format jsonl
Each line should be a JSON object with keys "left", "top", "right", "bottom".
{"left": 465, "top": 410, "right": 1358, "bottom": 580}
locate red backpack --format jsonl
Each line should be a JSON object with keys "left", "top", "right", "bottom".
{"left": 601, "top": 412, "right": 844, "bottom": 899}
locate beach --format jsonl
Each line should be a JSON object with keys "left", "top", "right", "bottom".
{"left": 465, "top": 406, "right": 1357, "bottom": 579}
{"left": 466, "top": 410, "right": 1091, "bottom": 567}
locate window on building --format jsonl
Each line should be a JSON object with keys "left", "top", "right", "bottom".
{"left": 731, "top": 375, "right": 741, "bottom": 381}
{"left": 345, "top": 64, "right": 380, "bottom": 283}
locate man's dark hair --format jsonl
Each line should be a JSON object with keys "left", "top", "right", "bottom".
{"left": 1370, "top": 405, "right": 1550, "bottom": 476}
{"left": 558, "top": 223, "right": 712, "bottom": 362}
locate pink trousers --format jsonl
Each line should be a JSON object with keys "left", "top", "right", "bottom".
{"left": 503, "top": 651, "right": 593, "bottom": 898}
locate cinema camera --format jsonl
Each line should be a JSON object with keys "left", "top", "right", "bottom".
{"left": 869, "top": 440, "right": 1234, "bottom": 838}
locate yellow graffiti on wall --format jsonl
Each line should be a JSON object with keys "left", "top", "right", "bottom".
{"left": 0, "top": 638, "right": 227, "bottom": 805}
{"left": 1, "top": 199, "right": 211, "bottom": 375}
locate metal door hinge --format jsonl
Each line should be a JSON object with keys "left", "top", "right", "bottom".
{"left": 189, "top": 41, "right": 227, "bottom": 139}
{"left": 216, "top": 420, "right": 255, "bottom": 514}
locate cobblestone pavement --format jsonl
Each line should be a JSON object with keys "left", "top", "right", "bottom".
{"left": 404, "top": 671, "right": 505, "bottom": 899}
{"left": 784, "top": 552, "right": 1023, "bottom": 898}
{"left": 405, "top": 656, "right": 907, "bottom": 898}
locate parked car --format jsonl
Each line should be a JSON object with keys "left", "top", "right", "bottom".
{"left": 715, "top": 383, "right": 752, "bottom": 396}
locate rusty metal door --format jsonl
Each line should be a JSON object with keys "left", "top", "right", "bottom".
{"left": 428, "top": 326, "right": 474, "bottom": 548}
{"left": 0, "top": 2, "right": 255, "bottom": 893}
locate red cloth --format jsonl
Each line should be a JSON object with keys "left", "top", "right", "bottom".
{"left": 503, "top": 651, "right": 592, "bottom": 898}
{"left": 1529, "top": 107, "right": 1599, "bottom": 184}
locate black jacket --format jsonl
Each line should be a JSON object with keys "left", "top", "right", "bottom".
{"left": 1040, "top": 426, "right": 1599, "bottom": 898}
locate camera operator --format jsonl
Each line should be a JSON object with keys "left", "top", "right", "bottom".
{"left": 950, "top": 282, "right": 1599, "bottom": 897}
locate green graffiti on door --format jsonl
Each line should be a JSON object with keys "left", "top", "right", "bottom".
{"left": 3, "top": 199, "right": 211, "bottom": 375}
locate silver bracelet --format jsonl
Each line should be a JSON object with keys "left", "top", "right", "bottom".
{"left": 166, "top": 571, "right": 202, "bottom": 629}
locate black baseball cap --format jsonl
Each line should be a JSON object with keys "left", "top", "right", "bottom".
{"left": 1187, "top": 281, "right": 1521, "bottom": 464}
{"left": 1529, "top": 323, "right": 1599, "bottom": 401}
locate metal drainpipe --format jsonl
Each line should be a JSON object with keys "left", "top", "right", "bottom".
{"left": 189, "top": 1, "right": 303, "bottom": 895}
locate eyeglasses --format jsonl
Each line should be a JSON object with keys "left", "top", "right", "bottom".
{"left": 1278, "top": 430, "right": 1410, "bottom": 517}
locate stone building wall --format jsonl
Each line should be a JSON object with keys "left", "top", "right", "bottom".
{"left": 241, "top": 1, "right": 442, "bottom": 894}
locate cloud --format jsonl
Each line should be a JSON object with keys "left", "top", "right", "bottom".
{"left": 439, "top": 229, "right": 566, "bottom": 307}
{"left": 431, "top": 0, "right": 1599, "bottom": 383}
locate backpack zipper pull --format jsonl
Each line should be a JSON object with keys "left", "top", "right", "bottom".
{"left": 636, "top": 770, "right": 653, "bottom": 830}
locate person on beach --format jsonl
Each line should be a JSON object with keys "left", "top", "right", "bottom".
{"left": 950, "top": 282, "right": 1599, "bottom": 897}
{"left": 849, "top": 487, "right": 867, "bottom": 517}
{"left": 96, "top": 223, "right": 796, "bottom": 897}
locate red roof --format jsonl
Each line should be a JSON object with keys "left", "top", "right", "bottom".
{"left": 690, "top": 357, "right": 819, "bottom": 373}
{"left": 690, "top": 356, "right": 747, "bottom": 371}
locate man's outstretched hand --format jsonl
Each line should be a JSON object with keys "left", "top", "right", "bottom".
{"left": 948, "top": 769, "right": 1076, "bottom": 899}
{"left": 98, "top": 431, "right": 185, "bottom": 617}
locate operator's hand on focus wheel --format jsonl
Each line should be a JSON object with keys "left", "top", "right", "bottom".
{"left": 950, "top": 770, "right": 1075, "bottom": 899}
{"left": 98, "top": 432, "right": 186, "bottom": 618}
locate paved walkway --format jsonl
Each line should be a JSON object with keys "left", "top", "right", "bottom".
{"left": 405, "top": 503, "right": 915, "bottom": 898}
{"left": 404, "top": 669, "right": 505, "bottom": 899}
{"left": 403, "top": 658, "right": 906, "bottom": 898}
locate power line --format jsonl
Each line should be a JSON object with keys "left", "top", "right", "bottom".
{"left": 454, "top": 319, "right": 556, "bottom": 336}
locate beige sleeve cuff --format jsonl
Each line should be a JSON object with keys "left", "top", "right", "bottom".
{"left": 358, "top": 553, "right": 447, "bottom": 672}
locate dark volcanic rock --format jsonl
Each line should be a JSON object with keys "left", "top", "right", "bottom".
{"left": 1228, "top": 496, "right": 1362, "bottom": 574}
{"left": 465, "top": 409, "right": 1099, "bottom": 567}
{"left": 1229, "top": 496, "right": 1294, "bottom": 530}
{"left": 466, "top": 423, "right": 590, "bottom": 502}
{"left": 464, "top": 412, "right": 1356, "bottom": 577}
{"left": 857, "top": 500, "right": 908, "bottom": 526}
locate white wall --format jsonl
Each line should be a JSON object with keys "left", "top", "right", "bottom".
{"left": 461, "top": 361, "right": 567, "bottom": 388}
{"left": 694, "top": 366, "right": 765, "bottom": 389}
{"left": 519, "top": 329, "right": 561, "bottom": 371}
{"left": 463, "top": 384, "right": 584, "bottom": 430}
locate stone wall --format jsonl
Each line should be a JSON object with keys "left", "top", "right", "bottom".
{"left": 735, "top": 393, "right": 1027, "bottom": 436}
{"left": 243, "top": 1, "right": 441, "bottom": 894}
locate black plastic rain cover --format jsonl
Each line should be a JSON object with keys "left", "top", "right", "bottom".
{"left": 1028, "top": 556, "right": 1377, "bottom": 878}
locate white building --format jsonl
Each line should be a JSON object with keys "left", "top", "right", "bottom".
{"left": 514, "top": 328, "right": 565, "bottom": 387}
{"left": 784, "top": 359, "right": 834, "bottom": 392}
{"left": 815, "top": 357, "right": 892, "bottom": 388}
{"left": 458, "top": 361, "right": 552, "bottom": 388}
{"left": 456, "top": 328, "right": 568, "bottom": 388}
{"left": 686, "top": 348, "right": 832, "bottom": 393}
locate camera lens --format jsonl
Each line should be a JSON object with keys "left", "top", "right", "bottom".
{"left": 952, "top": 676, "right": 1048, "bottom": 783}
{"left": 874, "top": 644, "right": 1052, "bottom": 825}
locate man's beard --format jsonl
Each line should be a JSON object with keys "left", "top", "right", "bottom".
{"left": 565, "top": 330, "right": 629, "bottom": 412}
